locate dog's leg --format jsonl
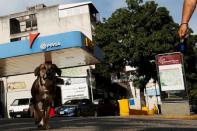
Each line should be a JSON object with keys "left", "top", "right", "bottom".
{"left": 42, "top": 100, "right": 51, "bottom": 130}
{"left": 39, "top": 117, "right": 44, "bottom": 128}
{"left": 35, "top": 102, "right": 43, "bottom": 127}
{"left": 29, "top": 104, "right": 34, "bottom": 117}
{"left": 33, "top": 105, "right": 40, "bottom": 125}
{"left": 44, "top": 106, "right": 51, "bottom": 129}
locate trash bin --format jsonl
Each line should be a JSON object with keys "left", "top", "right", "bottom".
{"left": 118, "top": 99, "right": 129, "bottom": 116}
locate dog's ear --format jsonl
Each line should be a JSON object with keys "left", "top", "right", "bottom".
{"left": 34, "top": 65, "right": 41, "bottom": 76}
{"left": 52, "top": 64, "right": 61, "bottom": 76}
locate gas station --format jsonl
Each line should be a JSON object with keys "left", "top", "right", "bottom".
{"left": 0, "top": 31, "right": 103, "bottom": 117}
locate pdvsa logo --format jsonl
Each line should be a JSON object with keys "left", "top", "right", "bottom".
{"left": 40, "top": 42, "right": 61, "bottom": 50}
{"left": 29, "top": 33, "right": 61, "bottom": 50}
{"left": 29, "top": 33, "right": 40, "bottom": 48}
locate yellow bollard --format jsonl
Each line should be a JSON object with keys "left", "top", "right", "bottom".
{"left": 118, "top": 99, "right": 130, "bottom": 116}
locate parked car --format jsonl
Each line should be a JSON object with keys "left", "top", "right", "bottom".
{"left": 55, "top": 99, "right": 97, "bottom": 117}
{"left": 96, "top": 99, "right": 119, "bottom": 116}
{"left": 9, "top": 98, "right": 31, "bottom": 118}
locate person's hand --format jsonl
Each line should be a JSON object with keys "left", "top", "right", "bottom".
{"left": 178, "top": 23, "right": 188, "bottom": 39}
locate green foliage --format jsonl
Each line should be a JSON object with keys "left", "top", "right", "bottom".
{"left": 183, "top": 35, "right": 197, "bottom": 99}
{"left": 94, "top": 0, "right": 197, "bottom": 99}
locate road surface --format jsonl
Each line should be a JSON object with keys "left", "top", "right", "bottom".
{"left": 0, "top": 116, "right": 197, "bottom": 131}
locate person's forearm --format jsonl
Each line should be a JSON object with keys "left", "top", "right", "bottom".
{"left": 181, "top": 0, "right": 197, "bottom": 24}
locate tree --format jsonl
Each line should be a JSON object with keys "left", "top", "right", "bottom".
{"left": 94, "top": 0, "right": 197, "bottom": 99}
{"left": 183, "top": 35, "right": 197, "bottom": 100}
{"left": 94, "top": 0, "right": 197, "bottom": 100}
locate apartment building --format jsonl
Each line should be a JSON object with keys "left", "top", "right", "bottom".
{"left": 0, "top": 2, "right": 99, "bottom": 43}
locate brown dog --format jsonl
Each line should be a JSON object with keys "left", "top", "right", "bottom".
{"left": 31, "top": 62, "right": 63, "bottom": 129}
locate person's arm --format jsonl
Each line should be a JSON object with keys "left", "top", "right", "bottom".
{"left": 178, "top": 0, "right": 197, "bottom": 38}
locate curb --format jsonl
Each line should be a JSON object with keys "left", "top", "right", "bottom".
{"left": 160, "top": 115, "right": 197, "bottom": 120}
{"left": 127, "top": 114, "right": 197, "bottom": 120}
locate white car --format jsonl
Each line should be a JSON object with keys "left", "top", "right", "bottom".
{"left": 9, "top": 98, "right": 31, "bottom": 118}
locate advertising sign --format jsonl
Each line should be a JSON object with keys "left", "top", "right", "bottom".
{"left": 0, "top": 31, "right": 84, "bottom": 59}
{"left": 60, "top": 78, "right": 89, "bottom": 104}
{"left": 7, "top": 82, "right": 26, "bottom": 91}
{"left": 156, "top": 53, "right": 185, "bottom": 91}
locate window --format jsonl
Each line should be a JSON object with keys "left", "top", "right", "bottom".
{"left": 10, "top": 14, "right": 37, "bottom": 35}
{"left": 10, "top": 37, "right": 21, "bottom": 42}
{"left": 11, "top": 98, "right": 30, "bottom": 106}
{"left": 26, "top": 14, "right": 37, "bottom": 29}
{"left": 18, "top": 99, "right": 29, "bottom": 105}
{"left": 11, "top": 99, "right": 19, "bottom": 106}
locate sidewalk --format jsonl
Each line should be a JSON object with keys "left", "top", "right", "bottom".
{"left": 158, "top": 114, "right": 197, "bottom": 120}
{"left": 128, "top": 114, "right": 197, "bottom": 120}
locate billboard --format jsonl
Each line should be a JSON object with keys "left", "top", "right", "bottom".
{"left": 156, "top": 53, "right": 185, "bottom": 91}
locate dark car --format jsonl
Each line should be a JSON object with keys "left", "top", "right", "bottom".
{"left": 56, "top": 99, "right": 97, "bottom": 117}
{"left": 96, "top": 99, "right": 119, "bottom": 116}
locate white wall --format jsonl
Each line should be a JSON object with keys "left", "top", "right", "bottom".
{"left": 37, "top": 5, "right": 92, "bottom": 40}
{"left": 145, "top": 95, "right": 161, "bottom": 110}
{"left": 129, "top": 82, "right": 141, "bottom": 110}
{"left": 37, "top": 6, "right": 60, "bottom": 36}
{"left": 58, "top": 5, "right": 92, "bottom": 40}
{"left": 0, "top": 16, "right": 10, "bottom": 44}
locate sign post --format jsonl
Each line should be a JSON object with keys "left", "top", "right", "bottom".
{"left": 156, "top": 52, "right": 190, "bottom": 115}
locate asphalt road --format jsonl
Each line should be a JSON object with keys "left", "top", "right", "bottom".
{"left": 0, "top": 116, "right": 197, "bottom": 131}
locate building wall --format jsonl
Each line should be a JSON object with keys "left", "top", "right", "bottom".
{"left": 0, "top": 16, "right": 10, "bottom": 44}
{"left": 0, "top": 3, "right": 93, "bottom": 44}
{"left": 37, "top": 6, "right": 60, "bottom": 36}
{"left": 37, "top": 5, "right": 92, "bottom": 39}
{"left": 58, "top": 5, "right": 92, "bottom": 40}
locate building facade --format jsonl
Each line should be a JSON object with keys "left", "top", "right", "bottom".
{"left": 0, "top": 2, "right": 98, "bottom": 43}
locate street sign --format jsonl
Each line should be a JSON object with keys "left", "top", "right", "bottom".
{"left": 156, "top": 52, "right": 185, "bottom": 91}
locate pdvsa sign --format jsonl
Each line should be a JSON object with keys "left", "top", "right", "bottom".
{"left": 29, "top": 33, "right": 61, "bottom": 50}
{"left": 40, "top": 42, "right": 61, "bottom": 50}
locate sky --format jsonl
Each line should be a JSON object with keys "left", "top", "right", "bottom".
{"left": 0, "top": 0, "right": 196, "bottom": 34}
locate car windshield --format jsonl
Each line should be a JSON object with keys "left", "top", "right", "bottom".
{"left": 11, "top": 98, "right": 29, "bottom": 106}
{"left": 64, "top": 100, "right": 81, "bottom": 105}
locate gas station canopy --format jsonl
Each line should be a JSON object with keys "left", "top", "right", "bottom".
{"left": 0, "top": 31, "right": 103, "bottom": 77}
